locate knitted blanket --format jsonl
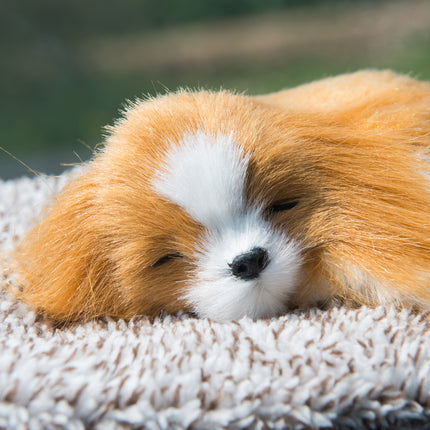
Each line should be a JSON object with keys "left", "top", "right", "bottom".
{"left": 1, "top": 171, "right": 429, "bottom": 429}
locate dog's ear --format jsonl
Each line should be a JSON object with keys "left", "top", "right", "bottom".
{"left": 13, "top": 173, "right": 122, "bottom": 323}
{"left": 253, "top": 70, "right": 430, "bottom": 310}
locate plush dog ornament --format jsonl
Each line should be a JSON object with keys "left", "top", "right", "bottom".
{"left": 13, "top": 70, "right": 430, "bottom": 322}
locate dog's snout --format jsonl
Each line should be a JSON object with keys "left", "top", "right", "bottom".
{"left": 229, "top": 247, "right": 270, "bottom": 281}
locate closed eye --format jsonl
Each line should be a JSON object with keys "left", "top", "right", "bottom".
{"left": 267, "top": 201, "right": 299, "bottom": 215}
{"left": 151, "top": 252, "right": 183, "bottom": 268}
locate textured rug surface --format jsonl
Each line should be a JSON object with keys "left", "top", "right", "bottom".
{"left": 1, "top": 171, "right": 430, "bottom": 430}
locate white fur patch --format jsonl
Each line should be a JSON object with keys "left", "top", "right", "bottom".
{"left": 153, "top": 131, "right": 303, "bottom": 321}
{"left": 153, "top": 132, "right": 249, "bottom": 228}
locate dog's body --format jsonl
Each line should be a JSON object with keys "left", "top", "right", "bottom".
{"left": 13, "top": 70, "right": 430, "bottom": 322}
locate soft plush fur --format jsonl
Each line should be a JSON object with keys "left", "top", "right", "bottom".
{"left": 12, "top": 70, "right": 430, "bottom": 323}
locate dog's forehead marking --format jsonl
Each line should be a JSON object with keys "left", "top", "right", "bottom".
{"left": 152, "top": 131, "right": 249, "bottom": 227}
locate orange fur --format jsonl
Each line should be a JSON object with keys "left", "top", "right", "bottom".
{"left": 12, "top": 70, "right": 430, "bottom": 322}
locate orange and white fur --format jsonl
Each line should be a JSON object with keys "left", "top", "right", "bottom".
{"left": 13, "top": 70, "right": 430, "bottom": 322}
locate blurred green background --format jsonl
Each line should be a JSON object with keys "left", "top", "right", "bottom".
{"left": 1, "top": 0, "right": 430, "bottom": 179}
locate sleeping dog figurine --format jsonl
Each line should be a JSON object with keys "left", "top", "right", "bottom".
{"left": 13, "top": 70, "right": 430, "bottom": 322}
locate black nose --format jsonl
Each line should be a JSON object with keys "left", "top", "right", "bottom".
{"left": 229, "top": 247, "right": 270, "bottom": 281}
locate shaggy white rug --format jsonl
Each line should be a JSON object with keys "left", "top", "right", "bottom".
{"left": 1, "top": 170, "right": 430, "bottom": 430}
